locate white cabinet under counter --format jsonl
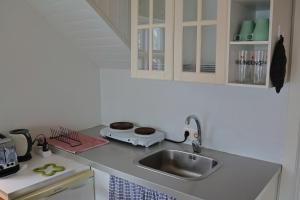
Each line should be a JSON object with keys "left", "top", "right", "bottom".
{"left": 255, "top": 171, "right": 281, "bottom": 200}
{"left": 93, "top": 167, "right": 110, "bottom": 200}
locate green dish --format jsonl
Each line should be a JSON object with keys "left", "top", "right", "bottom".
{"left": 33, "top": 163, "right": 65, "bottom": 177}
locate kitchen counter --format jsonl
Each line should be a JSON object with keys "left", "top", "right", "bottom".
{"left": 53, "top": 126, "right": 282, "bottom": 200}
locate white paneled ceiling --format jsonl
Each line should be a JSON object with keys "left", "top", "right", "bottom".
{"left": 26, "top": 0, "right": 130, "bottom": 69}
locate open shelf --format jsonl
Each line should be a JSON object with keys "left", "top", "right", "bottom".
{"left": 227, "top": 0, "right": 271, "bottom": 87}
{"left": 229, "top": 0, "right": 271, "bottom": 42}
{"left": 228, "top": 43, "right": 269, "bottom": 86}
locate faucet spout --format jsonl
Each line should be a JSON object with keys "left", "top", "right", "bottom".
{"left": 185, "top": 115, "right": 202, "bottom": 153}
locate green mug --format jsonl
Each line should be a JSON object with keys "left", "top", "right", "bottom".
{"left": 234, "top": 20, "right": 254, "bottom": 41}
{"left": 247, "top": 19, "right": 269, "bottom": 41}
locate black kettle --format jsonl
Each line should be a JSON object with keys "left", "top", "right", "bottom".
{"left": 9, "top": 129, "right": 33, "bottom": 162}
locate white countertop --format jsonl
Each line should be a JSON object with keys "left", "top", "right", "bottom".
{"left": 0, "top": 153, "right": 89, "bottom": 200}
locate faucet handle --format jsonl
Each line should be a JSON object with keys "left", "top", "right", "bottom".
{"left": 192, "top": 140, "right": 201, "bottom": 153}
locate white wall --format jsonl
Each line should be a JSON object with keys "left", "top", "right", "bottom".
{"left": 0, "top": 0, "right": 101, "bottom": 133}
{"left": 279, "top": 0, "right": 300, "bottom": 198}
{"left": 100, "top": 68, "right": 288, "bottom": 163}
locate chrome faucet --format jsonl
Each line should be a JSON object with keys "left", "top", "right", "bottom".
{"left": 185, "top": 115, "right": 202, "bottom": 153}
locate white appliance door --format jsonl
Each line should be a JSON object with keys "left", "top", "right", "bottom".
{"left": 15, "top": 170, "right": 94, "bottom": 200}
{"left": 44, "top": 178, "right": 94, "bottom": 200}
{"left": 42, "top": 188, "right": 69, "bottom": 200}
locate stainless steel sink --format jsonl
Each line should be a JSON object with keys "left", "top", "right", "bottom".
{"left": 136, "top": 149, "right": 221, "bottom": 180}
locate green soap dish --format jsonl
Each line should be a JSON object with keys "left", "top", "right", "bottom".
{"left": 33, "top": 163, "right": 65, "bottom": 177}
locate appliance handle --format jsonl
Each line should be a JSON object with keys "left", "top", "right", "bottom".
{"left": 10, "top": 129, "right": 33, "bottom": 157}
{"left": 44, "top": 187, "right": 68, "bottom": 198}
{"left": 68, "top": 178, "right": 93, "bottom": 190}
{"left": 13, "top": 170, "right": 93, "bottom": 200}
{"left": 0, "top": 145, "right": 7, "bottom": 163}
{"left": 24, "top": 131, "right": 33, "bottom": 155}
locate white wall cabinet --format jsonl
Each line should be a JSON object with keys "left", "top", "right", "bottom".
{"left": 131, "top": 0, "right": 292, "bottom": 87}
{"left": 174, "top": 0, "right": 228, "bottom": 83}
{"left": 131, "top": 0, "right": 228, "bottom": 83}
{"left": 227, "top": 0, "right": 292, "bottom": 88}
{"left": 131, "top": 0, "right": 174, "bottom": 80}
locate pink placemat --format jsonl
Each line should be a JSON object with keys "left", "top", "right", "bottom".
{"left": 47, "top": 134, "right": 109, "bottom": 154}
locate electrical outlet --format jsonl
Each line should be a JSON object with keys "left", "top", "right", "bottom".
{"left": 183, "top": 126, "right": 198, "bottom": 142}
{"left": 190, "top": 128, "right": 198, "bottom": 140}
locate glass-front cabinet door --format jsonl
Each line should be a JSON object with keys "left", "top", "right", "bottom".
{"left": 131, "top": 0, "right": 174, "bottom": 80}
{"left": 174, "top": 0, "right": 228, "bottom": 83}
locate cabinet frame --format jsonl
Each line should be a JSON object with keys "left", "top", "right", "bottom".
{"left": 225, "top": 0, "right": 292, "bottom": 88}
{"left": 131, "top": 0, "right": 174, "bottom": 80}
{"left": 173, "top": 0, "right": 228, "bottom": 84}
{"left": 131, "top": 0, "right": 291, "bottom": 88}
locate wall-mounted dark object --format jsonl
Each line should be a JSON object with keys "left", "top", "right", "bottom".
{"left": 270, "top": 35, "right": 287, "bottom": 93}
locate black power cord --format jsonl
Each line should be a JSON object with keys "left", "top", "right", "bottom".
{"left": 33, "top": 134, "right": 49, "bottom": 152}
{"left": 165, "top": 131, "right": 190, "bottom": 144}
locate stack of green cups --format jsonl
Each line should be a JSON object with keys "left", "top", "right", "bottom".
{"left": 234, "top": 18, "right": 269, "bottom": 41}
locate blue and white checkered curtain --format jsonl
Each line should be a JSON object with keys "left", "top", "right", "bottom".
{"left": 109, "top": 175, "right": 176, "bottom": 200}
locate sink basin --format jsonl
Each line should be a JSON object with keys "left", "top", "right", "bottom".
{"left": 136, "top": 149, "right": 221, "bottom": 180}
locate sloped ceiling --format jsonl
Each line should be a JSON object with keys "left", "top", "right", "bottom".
{"left": 27, "top": 0, "right": 130, "bottom": 69}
